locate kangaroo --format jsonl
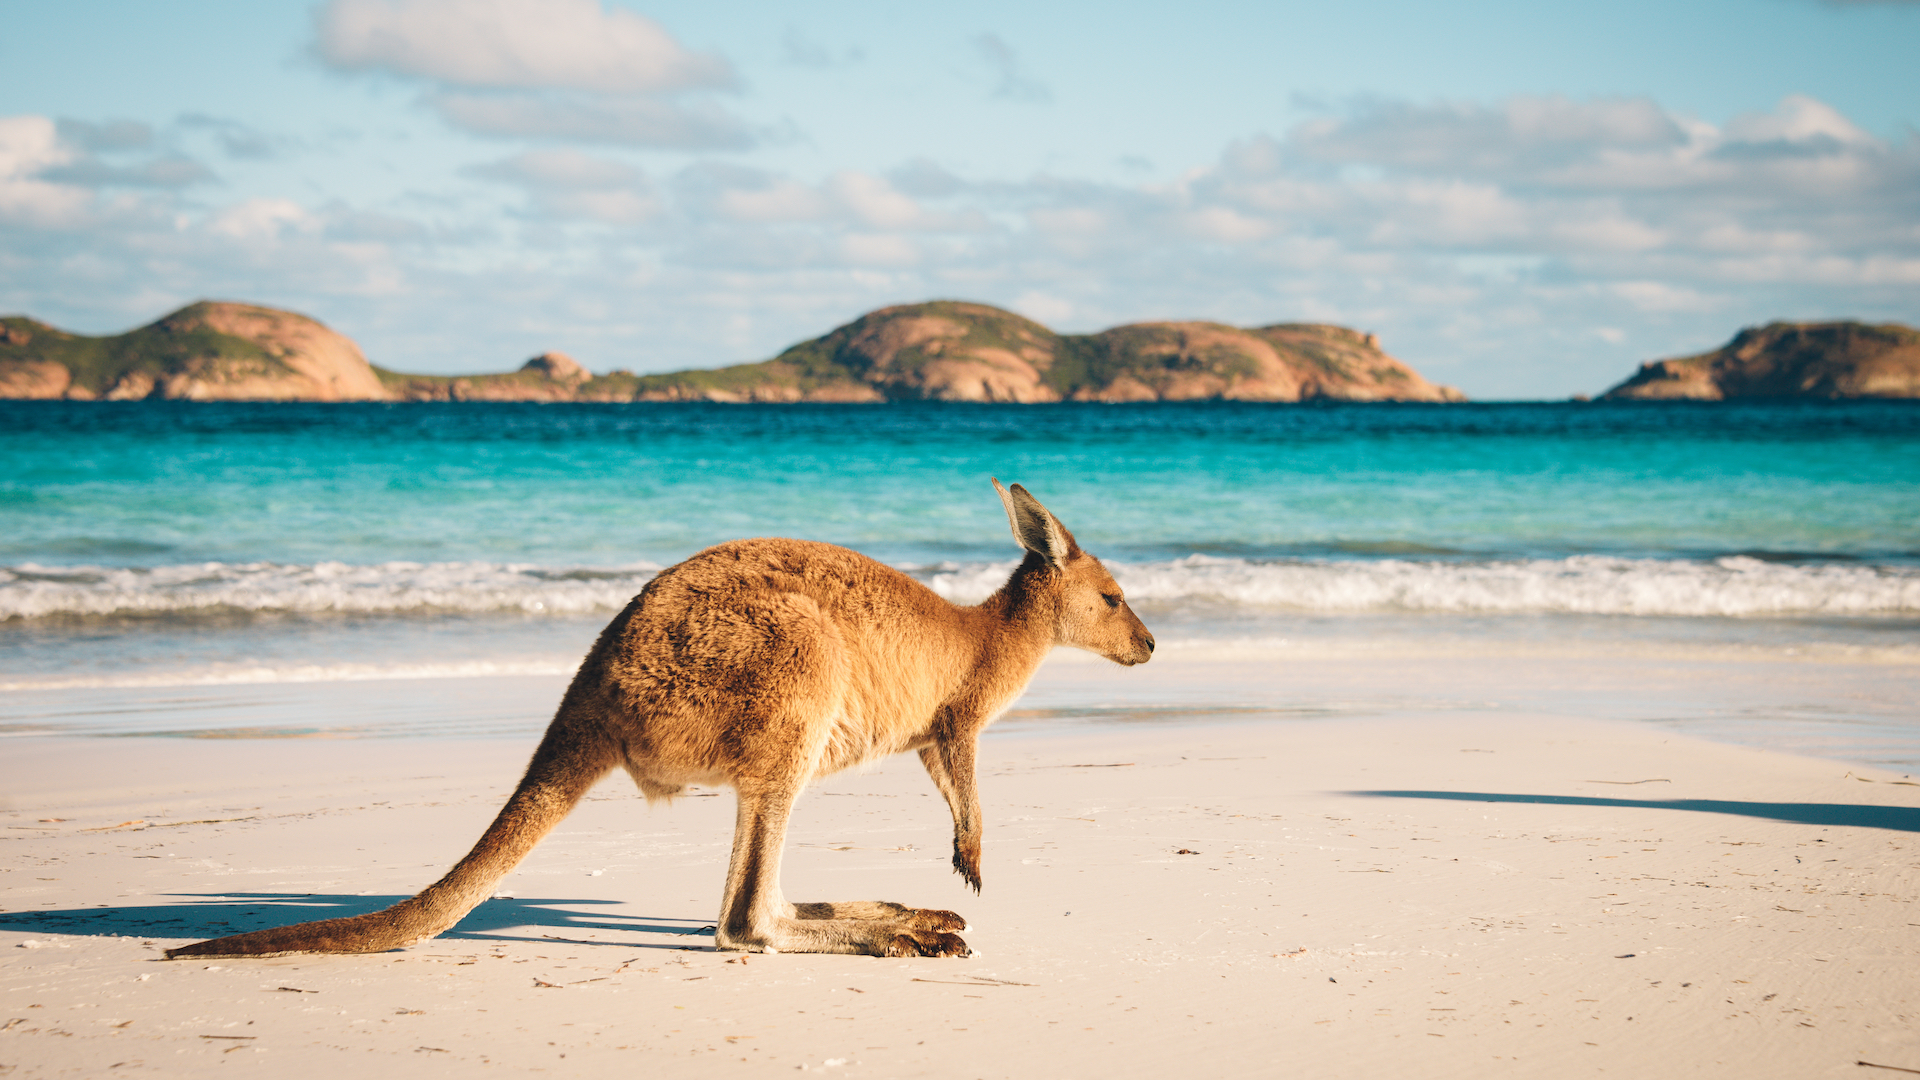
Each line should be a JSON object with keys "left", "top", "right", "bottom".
{"left": 166, "top": 480, "right": 1153, "bottom": 960}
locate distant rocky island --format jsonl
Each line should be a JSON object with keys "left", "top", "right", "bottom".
{"left": 1599, "top": 321, "right": 1920, "bottom": 401}
{"left": 5, "top": 301, "right": 1915, "bottom": 404}
{"left": 0, "top": 300, "right": 1462, "bottom": 404}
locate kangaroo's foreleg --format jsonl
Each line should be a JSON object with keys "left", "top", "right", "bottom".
{"left": 715, "top": 778, "right": 969, "bottom": 957}
{"left": 919, "top": 733, "right": 984, "bottom": 893}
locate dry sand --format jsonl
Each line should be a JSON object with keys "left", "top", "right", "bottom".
{"left": 3, "top": 649, "right": 1918, "bottom": 1078}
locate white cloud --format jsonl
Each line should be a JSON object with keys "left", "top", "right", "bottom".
{"left": 1610, "top": 281, "right": 1714, "bottom": 313}
{"left": 0, "top": 116, "right": 181, "bottom": 227}
{"left": 470, "top": 148, "right": 641, "bottom": 190}
{"left": 0, "top": 116, "right": 74, "bottom": 177}
{"left": 1290, "top": 96, "right": 1688, "bottom": 177}
{"left": 1012, "top": 289, "right": 1074, "bottom": 324}
{"left": 1181, "top": 206, "right": 1270, "bottom": 242}
{"left": 663, "top": 164, "right": 986, "bottom": 236}
{"left": 314, "top": 0, "right": 749, "bottom": 148}
{"left": 1194, "top": 95, "right": 1920, "bottom": 261}
{"left": 1546, "top": 214, "right": 1665, "bottom": 252}
{"left": 0, "top": 119, "right": 87, "bottom": 224}
{"left": 2, "top": 114, "right": 223, "bottom": 234}
{"left": 1722, "top": 94, "right": 1872, "bottom": 147}
{"left": 826, "top": 172, "right": 924, "bottom": 229}
{"left": 713, "top": 182, "right": 829, "bottom": 222}
{"left": 838, "top": 232, "right": 919, "bottom": 267}
{"left": 316, "top": 0, "right": 731, "bottom": 93}
{"left": 1027, "top": 206, "right": 1106, "bottom": 236}
{"left": 206, "top": 198, "right": 317, "bottom": 241}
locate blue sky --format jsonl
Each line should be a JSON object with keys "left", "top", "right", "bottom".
{"left": 3, "top": 0, "right": 1916, "bottom": 398}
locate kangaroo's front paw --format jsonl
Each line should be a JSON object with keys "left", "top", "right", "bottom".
{"left": 952, "top": 837, "right": 982, "bottom": 893}
{"left": 881, "top": 931, "right": 971, "bottom": 958}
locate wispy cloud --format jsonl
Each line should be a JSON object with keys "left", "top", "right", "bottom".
{"left": 178, "top": 115, "right": 291, "bottom": 161}
{"left": 428, "top": 91, "right": 751, "bottom": 149}
{"left": 781, "top": 26, "right": 863, "bottom": 69}
{"left": 54, "top": 119, "right": 155, "bottom": 153}
{"left": 466, "top": 149, "right": 659, "bottom": 223}
{"left": 973, "top": 34, "right": 1050, "bottom": 104}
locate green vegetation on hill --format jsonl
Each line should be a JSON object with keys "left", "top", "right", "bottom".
{"left": 0, "top": 306, "right": 283, "bottom": 397}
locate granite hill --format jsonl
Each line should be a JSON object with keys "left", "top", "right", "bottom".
{"left": 1, "top": 300, "right": 1463, "bottom": 404}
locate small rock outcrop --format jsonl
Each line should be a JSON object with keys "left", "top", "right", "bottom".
{"left": 522, "top": 352, "right": 587, "bottom": 382}
{"left": 378, "top": 350, "right": 601, "bottom": 402}
{"left": 1600, "top": 321, "right": 1920, "bottom": 401}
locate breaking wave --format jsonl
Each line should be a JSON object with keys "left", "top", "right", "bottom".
{"left": 4, "top": 553, "right": 1918, "bottom": 623}
{"left": 0, "top": 561, "right": 663, "bottom": 620}
{"left": 930, "top": 554, "right": 1920, "bottom": 617}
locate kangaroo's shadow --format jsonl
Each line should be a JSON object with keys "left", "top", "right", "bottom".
{"left": 1348, "top": 791, "right": 1920, "bottom": 833}
{"left": 0, "top": 893, "right": 716, "bottom": 950}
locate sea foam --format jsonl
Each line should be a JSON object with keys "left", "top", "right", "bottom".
{"left": 4, "top": 554, "right": 1916, "bottom": 621}
{"left": 938, "top": 554, "right": 1920, "bottom": 617}
{"left": 0, "top": 561, "right": 663, "bottom": 620}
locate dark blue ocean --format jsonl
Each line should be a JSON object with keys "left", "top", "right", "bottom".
{"left": 3, "top": 400, "right": 1917, "bottom": 760}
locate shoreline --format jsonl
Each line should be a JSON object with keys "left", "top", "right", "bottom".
{"left": 5, "top": 641, "right": 1917, "bottom": 773}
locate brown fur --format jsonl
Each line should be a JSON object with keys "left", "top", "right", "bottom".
{"left": 165, "top": 481, "right": 1153, "bottom": 960}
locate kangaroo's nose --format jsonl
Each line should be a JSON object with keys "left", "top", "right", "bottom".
{"left": 1144, "top": 635, "right": 1155, "bottom": 654}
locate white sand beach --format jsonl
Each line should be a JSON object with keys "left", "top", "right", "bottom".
{"left": 3, "top": 646, "right": 1918, "bottom": 1078}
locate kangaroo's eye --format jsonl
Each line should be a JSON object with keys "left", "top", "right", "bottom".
{"left": 1102, "top": 593, "right": 1121, "bottom": 609}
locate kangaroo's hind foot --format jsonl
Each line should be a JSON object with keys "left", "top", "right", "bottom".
{"left": 793, "top": 900, "right": 968, "bottom": 933}
{"left": 880, "top": 929, "right": 971, "bottom": 958}
{"left": 716, "top": 902, "right": 972, "bottom": 957}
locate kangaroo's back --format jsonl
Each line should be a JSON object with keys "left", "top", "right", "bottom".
{"left": 585, "top": 538, "right": 1013, "bottom": 785}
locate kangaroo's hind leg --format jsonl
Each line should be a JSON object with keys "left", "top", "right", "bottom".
{"left": 714, "top": 776, "right": 970, "bottom": 957}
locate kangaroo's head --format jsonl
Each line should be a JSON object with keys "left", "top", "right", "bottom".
{"left": 993, "top": 478, "right": 1155, "bottom": 666}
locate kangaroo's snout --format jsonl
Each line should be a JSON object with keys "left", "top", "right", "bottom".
{"left": 1119, "top": 624, "right": 1155, "bottom": 666}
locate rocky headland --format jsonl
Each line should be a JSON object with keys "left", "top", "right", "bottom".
{"left": 1600, "top": 321, "right": 1920, "bottom": 401}
{"left": 0, "top": 300, "right": 1464, "bottom": 404}
{"left": 0, "top": 302, "right": 386, "bottom": 402}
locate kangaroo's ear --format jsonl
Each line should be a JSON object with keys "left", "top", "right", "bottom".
{"left": 992, "top": 478, "right": 1078, "bottom": 569}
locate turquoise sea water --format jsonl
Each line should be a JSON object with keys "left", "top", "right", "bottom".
{"left": 2, "top": 400, "right": 1917, "bottom": 760}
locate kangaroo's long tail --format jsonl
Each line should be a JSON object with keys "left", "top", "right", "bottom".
{"left": 165, "top": 711, "right": 620, "bottom": 960}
